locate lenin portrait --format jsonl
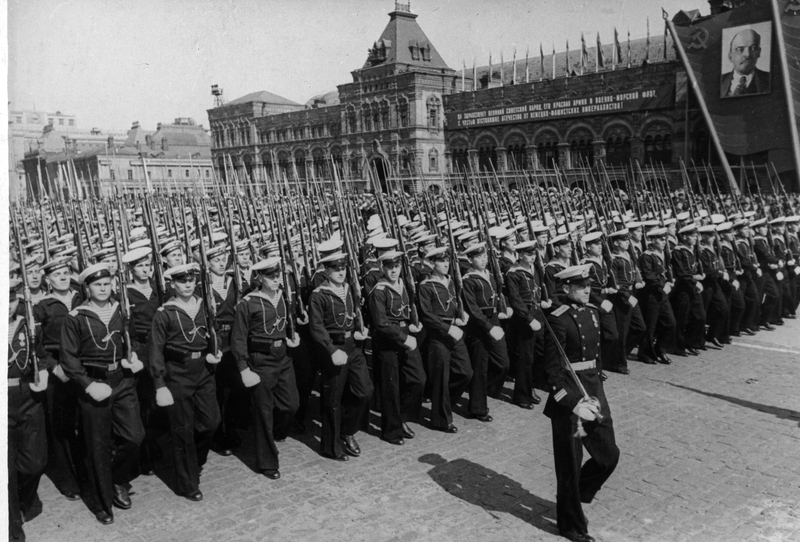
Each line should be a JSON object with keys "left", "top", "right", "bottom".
{"left": 720, "top": 22, "right": 771, "bottom": 98}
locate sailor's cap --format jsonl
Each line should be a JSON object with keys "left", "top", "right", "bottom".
{"left": 252, "top": 257, "right": 283, "bottom": 274}
{"left": 164, "top": 263, "right": 200, "bottom": 280}
{"left": 554, "top": 264, "right": 593, "bottom": 284}
{"left": 79, "top": 263, "right": 112, "bottom": 285}
{"left": 122, "top": 247, "right": 152, "bottom": 265}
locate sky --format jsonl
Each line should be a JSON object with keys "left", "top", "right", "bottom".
{"left": 8, "top": 0, "right": 705, "bottom": 133}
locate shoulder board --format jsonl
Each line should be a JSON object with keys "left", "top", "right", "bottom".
{"left": 586, "top": 303, "right": 598, "bottom": 309}
{"left": 69, "top": 309, "right": 80, "bottom": 317}
{"left": 551, "top": 305, "right": 569, "bottom": 317}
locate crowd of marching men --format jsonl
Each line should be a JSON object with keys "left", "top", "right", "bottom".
{"left": 6, "top": 178, "right": 800, "bottom": 539}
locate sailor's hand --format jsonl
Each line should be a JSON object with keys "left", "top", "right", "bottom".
{"left": 454, "top": 312, "right": 469, "bottom": 326}
{"left": 286, "top": 333, "right": 301, "bottom": 348}
{"left": 331, "top": 349, "right": 348, "bottom": 366}
{"left": 529, "top": 319, "right": 542, "bottom": 332}
{"left": 447, "top": 325, "right": 464, "bottom": 341}
{"left": 403, "top": 335, "right": 418, "bottom": 351}
{"left": 241, "top": 368, "right": 261, "bottom": 388}
{"left": 155, "top": 387, "right": 174, "bottom": 407}
{"left": 409, "top": 323, "right": 422, "bottom": 334}
{"left": 29, "top": 370, "right": 48, "bottom": 392}
{"left": 121, "top": 352, "right": 144, "bottom": 373}
{"left": 600, "top": 299, "right": 614, "bottom": 313}
{"left": 86, "top": 382, "right": 112, "bottom": 402}
{"left": 53, "top": 364, "right": 69, "bottom": 383}
{"left": 354, "top": 329, "right": 369, "bottom": 341}
{"left": 573, "top": 398, "right": 600, "bottom": 421}
{"left": 206, "top": 351, "right": 223, "bottom": 364}
{"left": 541, "top": 299, "right": 553, "bottom": 309}
{"left": 489, "top": 326, "right": 505, "bottom": 341}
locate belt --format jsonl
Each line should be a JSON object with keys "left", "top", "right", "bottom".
{"left": 389, "top": 321, "right": 408, "bottom": 327}
{"left": 329, "top": 330, "right": 353, "bottom": 338}
{"left": 571, "top": 359, "right": 596, "bottom": 372}
{"left": 8, "top": 377, "right": 21, "bottom": 387}
{"left": 85, "top": 361, "right": 120, "bottom": 371}
{"left": 218, "top": 325, "right": 231, "bottom": 332}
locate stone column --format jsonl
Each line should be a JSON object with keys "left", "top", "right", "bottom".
{"left": 592, "top": 140, "right": 607, "bottom": 166}
{"left": 557, "top": 142, "right": 571, "bottom": 169}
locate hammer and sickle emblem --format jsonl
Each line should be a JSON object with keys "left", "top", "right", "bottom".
{"left": 786, "top": 0, "right": 800, "bottom": 15}
{"left": 687, "top": 28, "right": 709, "bottom": 50}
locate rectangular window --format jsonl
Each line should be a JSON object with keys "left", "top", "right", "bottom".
{"left": 59, "top": 118, "right": 64, "bottom": 126}
{"left": 68, "top": 119, "right": 74, "bottom": 126}
{"left": 127, "top": 170, "right": 133, "bottom": 180}
{"left": 429, "top": 108, "right": 438, "bottom": 128}
{"left": 15, "top": 116, "right": 22, "bottom": 123}
{"left": 410, "top": 46, "right": 420, "bottom": 61}
{"left": 205, "top": 170, "right": 210, "bottom": 178}
{"left": 168, "top": 169, "right": 173, "bottom": 178}
{"left": 185, "top": 169, "right": 190, "bottom": 178}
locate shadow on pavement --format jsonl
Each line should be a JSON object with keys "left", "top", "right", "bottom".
{"left": 419, "top": 453, "right": 558, "bottom": 536}
{"left": 665, "top": 382, "right": 800, "bottom": 425}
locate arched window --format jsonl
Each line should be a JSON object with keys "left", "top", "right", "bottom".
{"left": 605, "top": 136, "right": 631, "bottom": 166}
{"left": 537, "top": 142, "right": 559, "bottom": 169}
{"left": 400, "top": 149, "right": 411, "bottom": 172}
{"left": 451, "top": 147, "right": 469, "bottom": 173}
{"left": 477, "top": 144, "right": 497, "bottom": 172}
{"left": 312, "top": 149, "right": 326, "bottom": 179}
{"left": 294, "top": 150, "right": 306, "bottom": 180}
{"left": 643, "top": 125, "right": 673, "bottom": 165}
{"left": 429, "top": 149, "right": 439, "bottom": 172}
{"left": 427, "top": 96, "right": 441, "bottom": 130}
{"left": 397, "top": 99, "right": 409, "bottom": 128}
{"left": 570, "top": 138, "right": 594, "bottom": 167}
{"left": 350, "top": 152, "right": 361, "bottom": 178}
{"left": 506, "top": 143, "right": 528, "bottom": 170}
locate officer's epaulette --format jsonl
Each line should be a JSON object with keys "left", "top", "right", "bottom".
{"left": 586, "top": 303, "right": 598, "bottom": 309}
{"left": 551, "top": 304, "right": 569, "bottom": 317}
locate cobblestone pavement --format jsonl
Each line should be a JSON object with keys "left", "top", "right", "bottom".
{"left": 26, "top": 324, "right": 800, "bottom": 542}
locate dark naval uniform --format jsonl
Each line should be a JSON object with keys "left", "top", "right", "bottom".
{"left": 418, "top": 275, "right": 472, "bottom": 429}
{"left": 148, "top": 297, "right": 220, "bottom": 496}
{"left": 670, "top": 245, "right": 706, "bottom": 352}
{"left": 33, "top": 291, "right": 83, "bottom": 498}
{"left": 638, "top": 250, "right": 676, "bottom": 360}
{"left": 60, "top": 302, "right": 145, "bottom": 518}
{"left": 543, "top": 302, "right": 619, "bottom": 538}
{"left": 719, "top": 240, "right": 746, "bottom": 336}
{"left": 736, "top": 237, "right": 761, "bottom": 332}
{"left": 505, "top": 263, "right": 544, "bottom": 406}
{"left": 610, "top": 252, "right": 646, "bottom": 370}
{"left": 368, "top": 278, "right": 426, "bottom": 441}
{"left": 231, "top": 291, "right": 299, "bottom": 473}
{"left": 462, "top": 269, "right": 510, "bottom": 418}
{"left": 699, "top": 244, "right": 731, "bottom": 343}
{"left": 8, "top": 316, "right": 48, "bottom": 541}
{"left": 753, "top": 235, "right": 780, "bottom": 326}
{"left": 580, "top": 256, "right": 619, "bottom": 371}
{"left": 308, "top": 281, "right": 373, "bottom": 458}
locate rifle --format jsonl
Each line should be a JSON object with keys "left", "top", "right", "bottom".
{"left": 110, "top": 209, "right": 134, "bottom": 362}
{"left": 142, "top": 193, "right": 166, "bottom": 304}
{"left": 193, "top": 198, "right": 219, "bottom": 356}
{"left": 225, "top": 199, "right": 244, "bottom": 302}
{"left": 442, "top": 190, "right": 466, "bottom": 316}
{"left": 12, "top": 212, "right": 40, "bottom": 386}
{"left": 474, "top": 185, "right": 509, "bottom": 315}
{"left": 274, "top": 204, "right": 297, "bottom": 340}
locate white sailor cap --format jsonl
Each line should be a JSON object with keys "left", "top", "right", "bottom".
{"left": 425, "top": 246, "right": 450, "bottom": 260}
{"left": 513, "top": 240, "right": 538, "bottom": 252}
{"left": 318, "top": 239, "right": 344, "bottom": 254}
{"left": 160, "top": 240, "right": 183, "bottom": 256}
{"left": 549, "top": 233, "right": 571, "bottom": 246}
{"left": 41, "top": 256, "right": 72, "bottom": 274}
{"left": 554, "top": 264, "right": 593, "bottom": 284}
{"left": 122, "top": 247, "right": 152, "bottom": 265}
{"left": 750, "top": 218, "right": 767, "bottom": 227}
{"left": 716, "top": 222, "right": 734, "bottom": 233}
{"left": 79, "top": 263, "right": 112, "bottom": 285}
{"left": 378, "top": 250, "right": 404, "bottom": 263}
{"left": 164, "top": 263, "right": 200, "bottom": 280}
{"left": 608, "top": 228, "right": 630, "bottom": 240}
{"left": 373, "top": 237, "right": 399, "bottom": 251}
{"left": 769, "top": 217, "right": 786, "bottom": 225}
{"left": 318, "top": 252, "right": 347, "bottom": 266}
{"left": 251, "top": 257, "right": 282, "bottom": 274}
{"left": 698, "top": 225, "right": 717, "bottom": 234}
{"left": 646, "top": 227, "right": 668, "bottom": 238}
{"left": 678, "top": 224, "right": 698, "bottom": 235}
{"left": 710, "top": 214, "right": 726, "bottom": 225}
{"left": 582, "top": 231, "right": 604, "bottom": 245}
{"left": 463, "top": 242, "right": 487, "bottom": 257}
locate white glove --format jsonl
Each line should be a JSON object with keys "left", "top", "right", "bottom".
{"left": 541, "top": 299, "right": 552, "bottom": 309}
{"left": 600, "top": 299, "right": 614, "bottom": 313}
{"left": 155, "top": 387, "right": 174, "bottom": 407}
{"left": 403, "top": 335, "right": 418, "bottom": 351}
{"left": 296, "top": 312, "right": 309, "bottom": 326}
{"left": 757, "top": 268, "right": 763, "bottom": 277}
{"left": 663, "top": 283, "right": 673, "bottom": 295}
{"left": 286, "top": 333, "right": 301, "bottom": 348}
{"left": 498, "top": 307, "right": 512, "bottom": 320}
{"left": 489, "top": 326, "right": 505, "bottom": 341}
{"left": 693, "top": 274, "right": 705, "bottom": 282}
{"left": 627, "top": 295, "right": 639, "bottom": 308}
{"left": 573, "top": 398, "right": 600, "bottom": 421}
{"left": 121, "top": 352, "right": 144, "bottom": 373}
{"left": 53, "top": 364, "right": 69, "bottom": 383}
{"left": 788, "top": 259, "right": 796, "bottom": 267}
{"left": 447, "top": 325, "right": 464, "bottom": 341}
{"left": 354, "top": 329, "right": 369, "bottom": 341}
{"left": 696, "top": 282, "right": 704, "bottom": 293}
{"left": 604, "top": 287, "right": 618, "bottom": 295}
{"left": 776, "top": 271, "right": 784, "bottom": 282}
{"left": 331, "top": 349, "right": 348, "bottom": 366}
{"left": 241, "top": 367, "right": 261, "bottom": 388}
{"left": 722, "top": 271, "right": 730, "bottom": 281}
{"left": 206, "top": 351, "right": 223, "bottom": 364}
{"left": 635, "top": 281, "right": 645, "bottom": 289}
{"left": 795, "top": 266, "right": 800, "bottom": 275}
{"left": 505, "top": 307, "right": 514, "bottom": 318}
{"left": 86, "top": 382, "right": 113, "bottom": 402}
{"left": 455, "top": 312, "right": 469, "bottom": 326}
{"left": 29, "top": 370, "right": 49, "bottom": 392}
{"left": 529, "top": 319, "right": 542, "bottom": 332}
{"left": 409, "top": 323, "right": 423, "bottom": 334}
{"left": 732, "top": 279, "right": 740, "bottom": 290}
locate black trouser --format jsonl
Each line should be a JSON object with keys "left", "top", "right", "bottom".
{"left": 638, "top": 289, "right": 676, "bottom": 358}
{"left": 163, "top": 357, "right": 220, "bottom": 495}
{"left": 79, "top": 369, "right": 145, "bottom": 516}
{"left": 597, "top": 304, "right": 619, "bottom": 371}
{"left": 611, "top": 293, "right": 645, "bottom": 369}
{"left": 8, "top": 382, "right": 47, "bottom": 541}
{"left": 465, "top": 324, "right": 509, "bottom": 417}
{"left": 702, "top": 279, "right": 730, "bottom": 342}
{"left": 739, "top": 274, "right": 760, "bottom": 331}
{"left": 134, "top": 339, "right": 162, "bottom": 472}
{"left": 509, "top": 319, "right": 540, "bottom": 405}
{"left": 373, "top": 336, "right": 426, "bottom": 441}
{"left": 756, "top": 271, "right": 780, "bottom": 325}
{"left": 426, "top": 331, "right": 472, "bottom": 429}
{"left": 290, "top": 325, "right": 318, "bottom": 428}
{"left": 671, "top": 283, "right": 706, "bottom": 351}
{"left": 722, "top": 279, "right": 746, "bottom": 336}
{"left": 550, "top": 414, "right": 619, "bottom": 535}
{"left": 786, "top": 267, "right": 799, "bottom": 316}
{"left": 214, "top": 350, "right": 248, "bottom": 447}
{"left": 44, "top": 362, "right": 82, "bottom": 497}
{"left": 318, "top": 337, "right": 373, "bottom": 457}
{"left": 249, "top": 346, "right": 299, "bottom": 472}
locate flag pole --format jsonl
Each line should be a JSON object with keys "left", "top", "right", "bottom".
{"left": 663, "top": 10, "right": 738, "bottom": 195}
{"left": 770, "top": 0, "right": 800, "bottom": 189}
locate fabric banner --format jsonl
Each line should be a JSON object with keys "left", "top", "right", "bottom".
{"left": 673, "top": 0, "right": 797, "bottom": 173}
{"left": 445, "top": 83, "right": 674, "bottom": 130}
